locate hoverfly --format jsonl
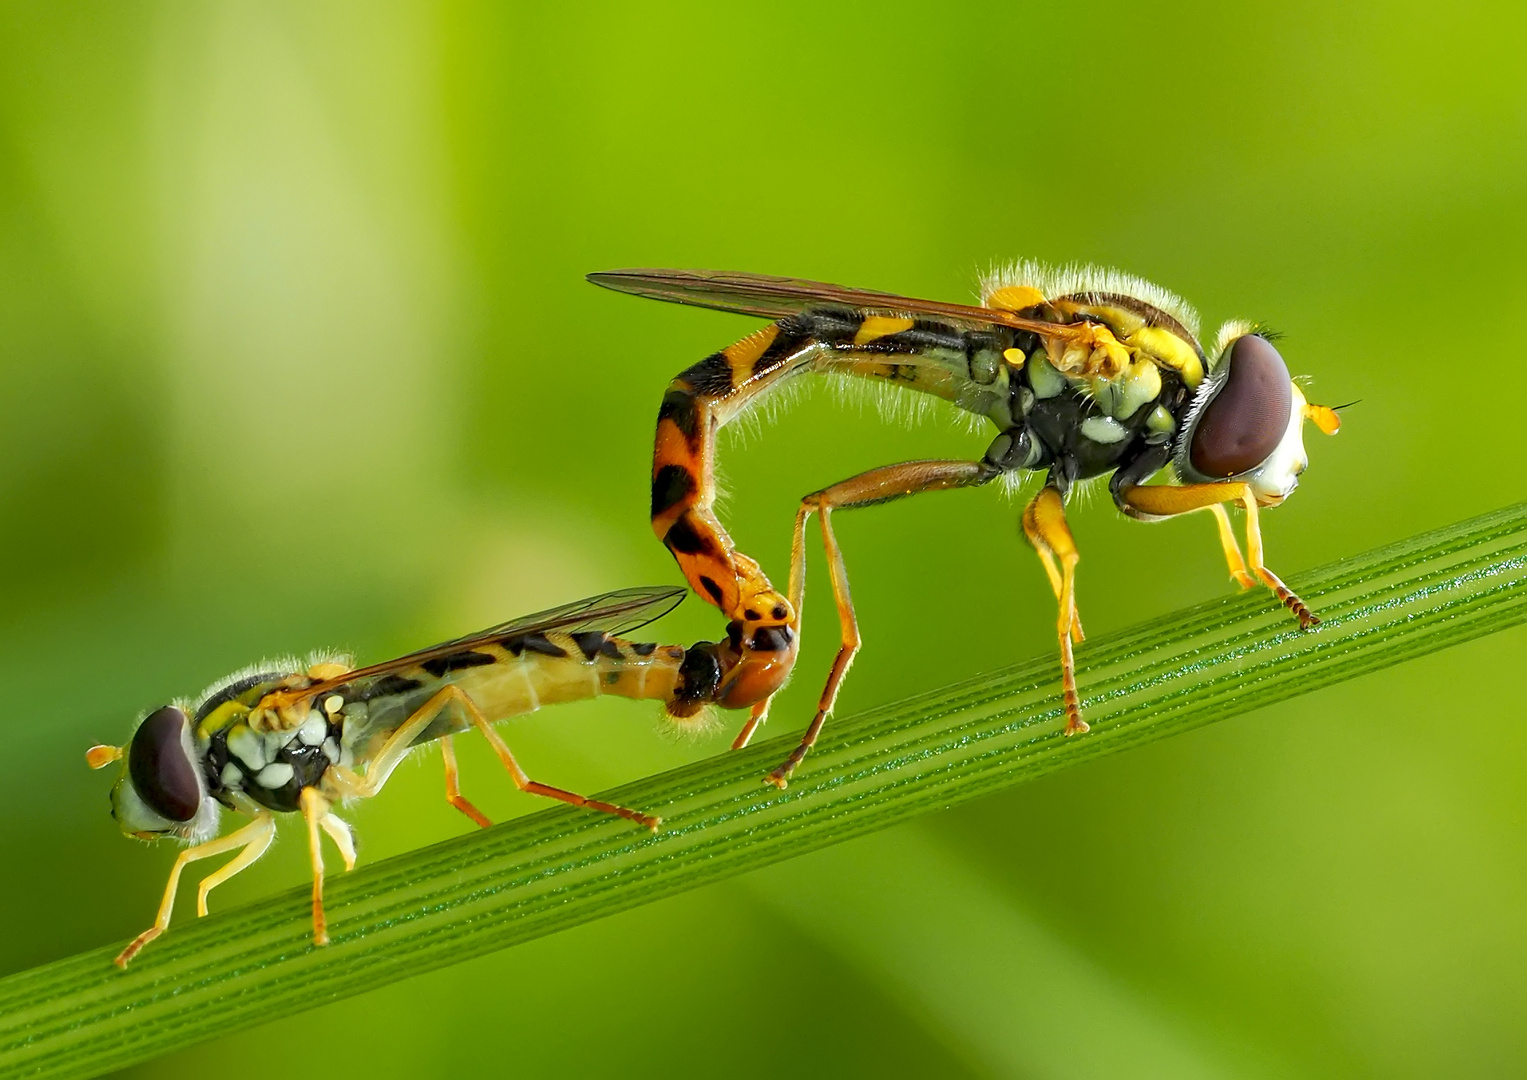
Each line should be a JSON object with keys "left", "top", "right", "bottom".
{"left": 590, "top": 264, "right": 1343, "bottom": 786}
{"left": 86, "top": 586, "right": 744, "bottom": 966}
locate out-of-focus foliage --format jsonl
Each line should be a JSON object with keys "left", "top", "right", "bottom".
{"left": 0, "top": 1, "right": 1522, "bottom": 1076}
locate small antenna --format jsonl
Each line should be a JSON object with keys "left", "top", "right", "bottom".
{"left": 86, "top": 744, "right": 123, "bottom": 769}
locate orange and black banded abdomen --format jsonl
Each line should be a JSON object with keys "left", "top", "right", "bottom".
{"left": 648, "top": 315, "right": 850, "bottom": 706}
{"left": 650, "top": 318, "right": 823, "bottom": 617}
{"left": 648, "top": 307, "right": 1016, "bottom": 707}
{"left": 650, "top": 309, "right": 1014, "bottom": 595}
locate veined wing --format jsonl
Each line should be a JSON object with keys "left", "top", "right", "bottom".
{"left": 304, "top": 586, "right": 686, "bottom": 699}
{"left": 587, "top": 268, "right": 1084, "bottom": 340}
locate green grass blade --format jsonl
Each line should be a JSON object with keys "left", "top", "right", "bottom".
{"left": 3, "top": 501, "right": 1526, "bottom": 1080}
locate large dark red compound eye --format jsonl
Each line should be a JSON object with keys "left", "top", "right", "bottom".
{"left": 128, "top": 705, "right": 202, "bottom": 822}
{"left": 1189, "top": 334, "right": 1293, "bottom": 478}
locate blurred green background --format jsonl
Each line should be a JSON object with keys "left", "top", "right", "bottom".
{"left": 2, "top": 1, "right": 1525, "bottom": 1076}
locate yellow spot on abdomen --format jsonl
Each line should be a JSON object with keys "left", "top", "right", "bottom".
{"left": 723, "top": 325, "right": 782, "bottom": 379}
{"left": 853, "top": 315, "right": 916, "bottom": 346}
{"left": 1002, "top": 347, "right": 1027, "bottom": 368}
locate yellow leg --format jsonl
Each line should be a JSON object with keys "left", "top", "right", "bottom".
{"left": 1022, "top": 498, "right": 1085, "bottom": 643}
{"left": 441, "top": 734, "right": 493, "bottom": 828}
{"left": 300, "top": 788, "right": 331, "bottom": 947}
{"left": 326, "top": 689, "right": 466, "bottom": 804}
{"left": 320, "top": 813, "right": 357, "bottom": 871}
{"left": 455, "top": 684, "right": 662, "bottom": 830}
{"left": 1121, "top": 482, "right": 1317, "bottom": 628}
{"left": 1023, "top": 486, "right": 1087, "bottom": 736}
{"left": 1207, "top": 503, "right": 1255, "bottom": 589}
{"left": 333, "top": 685, "right": 660, "bottom": 830}
{"left": 1239, "top": 493, "right": 1318, "bottom": 628}
{"left": 195, "top": 814, "right": 277, "bottom": 917}
{"left": 115, "top": 812, "right": 276, "bottom": 968}
{"left": 1119, "top": 480, "right": 1251, "bottom": 517}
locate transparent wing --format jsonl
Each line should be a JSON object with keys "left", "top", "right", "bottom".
{"left": 426, "top": 586, "right": 685, "bottom": 649}
{"left": 306, "top": 586, "right": 686, "bottom": 697}
{"left": 587, "top": 268, "right": 1080, "bottom": 338}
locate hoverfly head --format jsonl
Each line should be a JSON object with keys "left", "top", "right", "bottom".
{"left": 92, "top": 704, "right": 218, "bottom": 842}
{"left": 1177, "top": 327, "right": 1339, "bottom": 505}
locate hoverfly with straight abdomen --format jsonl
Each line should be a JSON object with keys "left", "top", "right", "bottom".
{"left": 87, "top": 586, "right": 746, "bottom": 966}
{"left": 589, "top": 264, "right": 1343, "bottom": 785}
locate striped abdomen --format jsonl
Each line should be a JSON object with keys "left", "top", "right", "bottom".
{"left": 338, "top": 629, "right": 718, "bottom": 763}
{"left": 650, "top": 308, "right": 1020, "bottom": 707}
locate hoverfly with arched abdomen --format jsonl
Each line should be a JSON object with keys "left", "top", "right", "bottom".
{"left": 87, "top": 586, "right": 747, "bottom": 966}
{"left": 589, "top": 263, "right": 1343, "bottom": 786}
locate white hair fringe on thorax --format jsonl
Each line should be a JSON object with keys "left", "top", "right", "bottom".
{"left": 179, "top": 652, "right": 356, "bottom": 717}
{"left": 998, "top": 468, "right": 1104, "bottom": 507}
{"left": 995, "top": 467, "right": 1043, "bottom": 502}
{"left": 1066, "top": 473, "right": 1111, "bottom": 508}
{"left": 721, "top": 362, "right": 985, "bottom": 448}
{"left": 979, "top": 260, "right": 1203, "bottom": 347}
{"left": 826, "top": 370, "right": 988, "bottom": 435}
{"left": 722, "top": 366, "right": 810, "bottom": 448}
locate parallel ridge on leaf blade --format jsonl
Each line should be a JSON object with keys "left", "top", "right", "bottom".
{"left": 2, "top": 502, "right": 1526, "bottom": 1080}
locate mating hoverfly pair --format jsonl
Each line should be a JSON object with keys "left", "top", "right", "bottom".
{"left": 90, "top": 261, "right": 1340, "bottom": 965}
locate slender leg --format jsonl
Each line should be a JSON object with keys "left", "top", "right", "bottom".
{"left": 300, "top": 788, "right": 332, "bottom": 946}
{"left": 765, "top": 459, "right": 998, "bottom": 786}
{"left": 115, "top": 812, "right": 276, "bottom": 967}
{"left": 1021, "top": 499, "right": 1085, "bottom": 643}
{"left": 1120, "top": 482, "right": 1317, "bottom": 627}
{"left": 726, "top": 501, "right": 813, "bottom": 750}
{"left": 331, "top": 685, "right": 660, "bottom": 829}
{"left": 730, "top": 699, "right": 771, "bottom": 751}
{"left": 1240, "top": 493, "right": 1318, "bottom": 628}
{"left": 441, "top": 734, "right": 492, "bottom": 828}
{"left": 1120, "top": 480, "right": 1252, "bottom": 517}
{"left": 454, "top": 685, "right": 662, "bottom": 830}
{"left": 325, "top": 687, "right": 473, "bottom": 803}
{"left": 196, "top": 814, "right": 277, "bottom": 917}
{"left": 766, "top": 505, "right": 860, "bottom": 787}
{"left": 320, "top": 813, "right": 357, "bottom": 871}
{"left": 1023, "top": 486, "right": 1087, "bottom": 735}
{"left": 788, "top": 499, "right": 810, "bottom": 615}
{"left": 1207, "top": 503, "right": 1256, "bottom": 589}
